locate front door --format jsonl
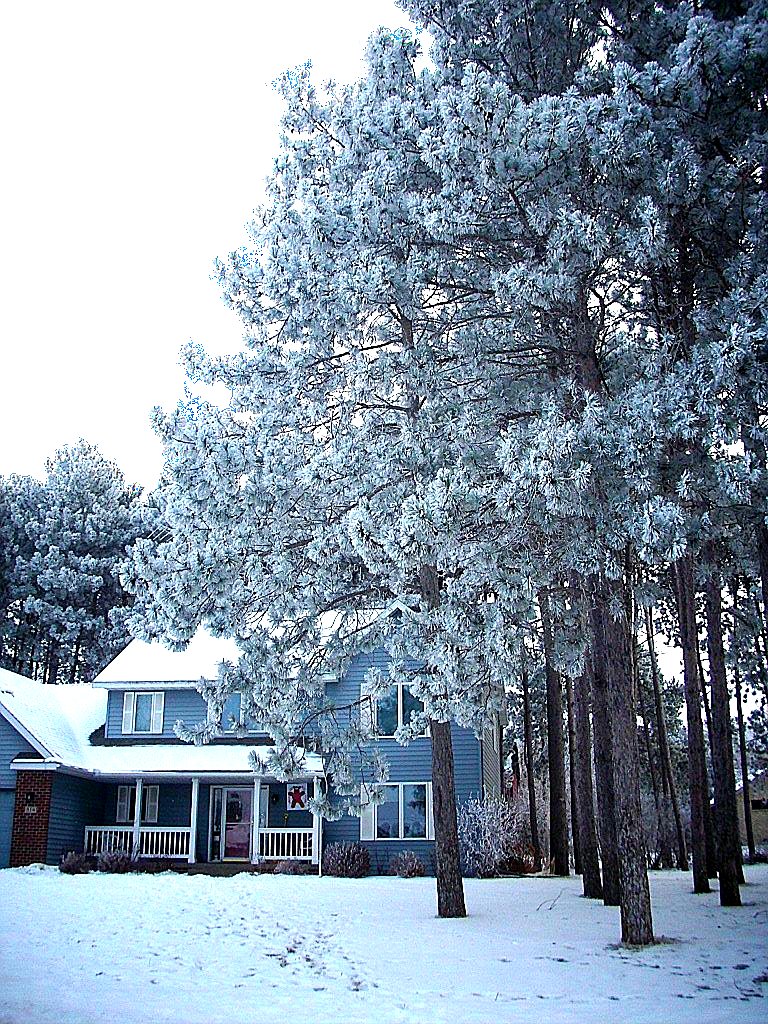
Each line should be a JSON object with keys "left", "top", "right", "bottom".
{"left": 223, "top": 787, "right": 252, "bottom": 860}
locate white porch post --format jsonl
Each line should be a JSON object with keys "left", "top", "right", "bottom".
{"left": 312, "top": 776, "right": 321, "bottom": 870}
{"left": 188, "top": 778, "right": 199, "bottom": 864}
{"left": 132, "top": 777, "right": 143, "bottom": 857}
{"left": 251, "top": 778, "right": 262, "bottom": 863}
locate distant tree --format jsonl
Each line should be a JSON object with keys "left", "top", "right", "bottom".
{"left": 0, "top": 442, "right": 147, "bottom": 683}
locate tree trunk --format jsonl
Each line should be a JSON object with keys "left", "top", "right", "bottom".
{"left": 703, "top": 572, "right": 742, "bottom": 905}
{"left": 419, "top": 563, "right": 466, "bottom": 919}
{"left": 674, "top": 557, "right": 711, "bottom": 893}
{"left": 598, "top": 578, "right": 654, "bottom": 945}
{"left": 639, "top": 675, "right": 668, "bottom": 869}
{"left": 733, "top": 584, "right": 755, "bottom": 861}
{"left": 645, "top": 607, "right": 688, "bottom": 871}
{"left": 589, "top": 601, "right": 621, "bottom": 906}
{"left": 430, "top": 718, "right": 467, "bottom": 918}
{"left": 539, "top": 590, "right": 570, "bottom": 876}
{"left": 571, "top": 660, "right": 603, "bottom": 899}
{"left": 521, "top": 647, "right": 542, "bottom": 871}
{"left": 565, "top": 672, "right": 582, "bottom": 874}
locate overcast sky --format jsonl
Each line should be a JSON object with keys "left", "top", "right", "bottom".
{"left": 0, "top": 0, "right": 411, "bottom": 491}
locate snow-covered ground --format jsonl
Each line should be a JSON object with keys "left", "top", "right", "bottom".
{"left": 1, "top": 865, "right": 766, "bottom": 1024}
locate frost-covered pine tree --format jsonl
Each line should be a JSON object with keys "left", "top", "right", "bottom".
{"left": 1, "top": 442, "right": 146, "bottom": 683}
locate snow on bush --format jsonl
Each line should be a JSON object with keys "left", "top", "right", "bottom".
{"left": 389, "top": 850, "right": 425, "bottom": 878}
{"left": 321, "top": 842, "right": 370, "bottom": 878}
{"left": 458, "top": 797, "right": 519, "bottom": 878}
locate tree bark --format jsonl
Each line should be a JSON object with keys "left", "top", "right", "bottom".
{"left": 674, "top": 557, "right": 711, "bottom": 893}
{"left": 589, "top": 601, "right": 621, "bottom": 906}
{"left": 598, "top": 578, "right": 654, "bottom": 945}
{"left": 565, "top": 672, "right": 582, "bottom": 874}
{"left": 733, "top": 583, "right": 755, "bottom": 861}
{"left": 430, "top": 718, "right": 467, "bottom": 918}
{"left": 703, "top": 571, "right": 742, "bottom": 905}
{"left": 539, "top": 590, "right": 570, "bottom": 876}
{"left": 645, "top": 607, "right": 688, "bottom": 871}
{"left": 639, "top": 674, "right": 669, "bottom": 869}
{"left": 520, "top": 647, "right": 542, "bottom": 871}
{"left": 571, "top": 660, "right": 603, "bottom": 898}
{"left": 419, "top": 563, "right": 466, "bottom": 919}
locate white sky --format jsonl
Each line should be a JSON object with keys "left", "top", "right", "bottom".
{"left": 0, "top": 0, "right": 411, "bottom": 491}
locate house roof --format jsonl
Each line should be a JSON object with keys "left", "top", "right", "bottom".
{"left": 93, "top": 631, "right": 242, "bottom": 685}
{"left": 0, "top": 661, "right": 321, "bottom": 779}
{"left": 0, "top": 666, "right": 107, "bottom": 764}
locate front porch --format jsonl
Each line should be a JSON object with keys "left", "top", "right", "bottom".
{"left": 83, "top": 776, "right": 322, "bottom": 866}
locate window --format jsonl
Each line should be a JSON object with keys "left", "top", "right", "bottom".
{"left": 222, "top": 693, "right": 241, "bottom": 731}
{"left": 374, "top": 685, "right": 425, "bottom": 738}
{"left": 751, "top": 798, "right": 768, "bottom": 811}
{"left": 361, "top": 782, "right": 433, "bottom": 841}
{"left": 121, "top": 691, "right": 164, "bottom": 734}
{"left": 116, "top": 785, "right": 159, "bottom": 823}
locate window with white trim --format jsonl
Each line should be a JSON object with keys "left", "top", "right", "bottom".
{"left": 121, "top": 691, "right": 164, "bottom": 734}
{"left": 116, "top": 785, "right": 159, "bottom": 823}
{"left": 374, "top": 685, "right": 425, "bottom": 738}
{"left": 360, "top": 782, "right": 434, "bottom": 841}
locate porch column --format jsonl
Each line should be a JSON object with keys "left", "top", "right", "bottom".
{"left": 132, "top": 777, "right": 143, "bottom": 857}
{"left": 251, "top": 778, "right": 262, "bottom": 863}
{"left": 188, "top": 778, "right": 199, "bottom": 864}
{"left": 312, "top": 776, "right": 321, "bottom": 870}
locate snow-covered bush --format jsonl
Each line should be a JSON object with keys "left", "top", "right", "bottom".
{"left": 458, "top": 797, "right": 518, "bottom": 878}
{"left": 321, "top": 842, "right": 370, "bottom": 878}
{"left": 59, "top": 851, "right": 92, "bottom": 874}
{"left": 96, "top": 850, "right": 136, "bottom": 873}
{"left": 389, "top": 850, "right": 425, "bottom": 878}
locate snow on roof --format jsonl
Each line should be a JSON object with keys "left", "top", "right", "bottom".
{"left": 0, "top": 663, "right": 321, "bottom": 779}
{"left": 11, "top": 742, "right": 323, "bottom": 779}
{"left": 94, "top": 630, "right": 243, "bottom": 685}
{"left": 0, "top": 666, "right": 107, "bottom": 763}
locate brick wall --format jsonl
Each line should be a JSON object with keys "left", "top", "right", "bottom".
{"left": 10, "top": 771, "right": 53, "bottom": 866}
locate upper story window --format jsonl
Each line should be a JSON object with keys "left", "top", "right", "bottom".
{"left": 221, "top": 693, "right": 261, "bottom": 733}
{"left": 374, "top": 684, "right": 425, "bottom": 738}
{"left": 121, "top": 691, "right": 164, "bottom": 735}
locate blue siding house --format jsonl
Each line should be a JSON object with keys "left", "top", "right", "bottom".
{"left": 0, "top": 627, "right": 503, "bottom": 872}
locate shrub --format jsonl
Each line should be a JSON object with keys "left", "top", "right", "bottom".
{"left": 321, "top": 841, "right": 370, "bottom": 878}
{"left": 498, "top": 843, "right": 538, "bottom": 875}
{"left": 273, "top": 859, "right": 312, "bottom": 875}
{"left": 59, "top": 851, "right": 92, "bottom": 874}
{"left": 389, "top": 850, "right": 425, "bottom": 878}
{"left": 458, "top": 797, "right": 517, "bottom": 878}
{"left": 96, "top": 850, "right": 136, "bottom": 873}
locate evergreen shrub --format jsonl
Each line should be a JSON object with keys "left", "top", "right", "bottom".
{"left": 273, "top": 859, "right": 313, "bottom": 874}
{"left": 59, "top": 851, "right": 92, "bottom": 874}
{"left": 321, "top": 841, "right": 370, "bottom": 878}
{"left": 96, "top": 850, "right": 136, "bottom": 873}
{"left": 389, "top": 850, "right": 425, "bottom": 878}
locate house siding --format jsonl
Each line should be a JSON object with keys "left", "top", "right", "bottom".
{"left": 102, "top": 782, "right": 193, "bottom": 828}
{"left": 322, "top": 648, "right": 483, "bottom": 874}
{"left": 105, "top": 688, "right": 208, "bottom": 740}
{"left": 480, "top": 723, "right": 502, "bottom": 799}
{"left": 0, "top": 714, "right": 36, "bottom": 787}
{"left": 0, "top": 789, "right": 14, "bottom": 868}
{"left": 46, "top": 775, "right": 106, "bottom": 864}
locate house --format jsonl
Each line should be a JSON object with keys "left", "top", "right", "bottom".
{"left": 0, "top": 630, "right": 503, "bottom": 873}
{"left": 736, "top": 769, "right": 768, "bottom": 848}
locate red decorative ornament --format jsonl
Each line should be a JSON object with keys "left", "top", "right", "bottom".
{"left": 287, "top": 784, "right": 307, "bottom": 810}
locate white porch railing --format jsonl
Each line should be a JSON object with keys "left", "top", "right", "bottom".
{"left": 258, "top": 828, "right": 314, "bottom": 861}
{"left": 85, "top": 826, "right": 191, "bottom": 859}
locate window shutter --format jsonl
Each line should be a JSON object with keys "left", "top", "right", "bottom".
{"left": 144, "top": 785, "right": 159, "bottom": 823}
{"left": 426, "top": 782, "right": 434, "bottom": 840}
{"left": 359, "top": 681, "right": 374, "bottom": 733}
{"left": 359, "top": 783, "right": 375, "bottom": 841}
{"left": 121, "top": 692, "right": 135, "bottom": 734}
{"left": 116, "top": 785, "right": 130, "bottom": 823}
{"left": 150, "top": 692, "right": 164, "bottom": 734}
